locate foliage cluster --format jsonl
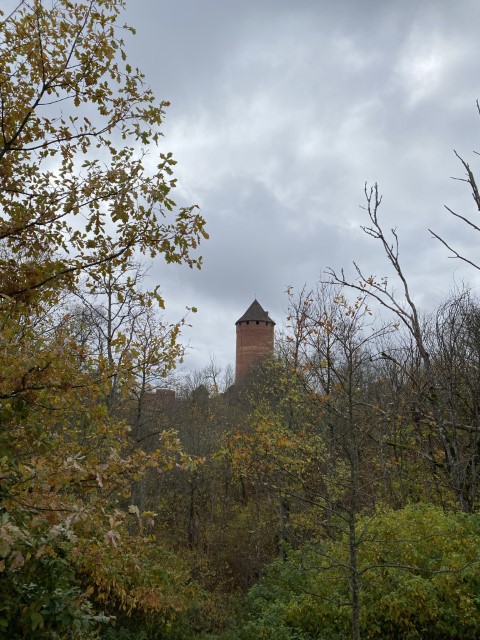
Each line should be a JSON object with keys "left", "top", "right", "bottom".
{"left": 225, "top": 505, "right": 480, "bottom": 640}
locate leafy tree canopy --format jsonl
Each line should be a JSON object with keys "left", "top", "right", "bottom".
{"left": 0, "top": 1, "right": 208, "bottom": 637}
{"left": 0, "top": 0, "right": 207, "bottom": 306}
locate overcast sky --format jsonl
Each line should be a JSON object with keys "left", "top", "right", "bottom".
{"left": 123, "top": 0, "right": 480, "bottom": 375}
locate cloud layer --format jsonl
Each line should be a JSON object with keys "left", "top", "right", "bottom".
{"left": 124, "top": 0, "right": 480, "bottom": 372}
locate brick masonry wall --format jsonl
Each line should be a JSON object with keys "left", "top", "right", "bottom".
{"left": 236, "top": 321, "right": 274, "bottom": 382}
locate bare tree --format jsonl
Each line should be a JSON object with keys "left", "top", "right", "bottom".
{"left": 430, "top": 104, "right": 480, "bottom": 272}
{"left": 73, "top": 260, "right": 184, "bottom": 415}
{"left": 328, "top": 184, "right": 478, "bottom": 511}
{"left": 274, "top": 283, "right": 398, "bottom": 640}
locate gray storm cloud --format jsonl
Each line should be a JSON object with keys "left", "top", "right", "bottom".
{"left": 124, "top": 0, "right": 480, "bottom": 373}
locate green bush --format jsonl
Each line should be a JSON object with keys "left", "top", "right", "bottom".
{"left": 221, "top": 504, "right": 480, "bottom": 640}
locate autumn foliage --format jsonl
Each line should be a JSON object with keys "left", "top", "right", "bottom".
{"left": 0, "top": 1, "right": 206, "bottom": 637}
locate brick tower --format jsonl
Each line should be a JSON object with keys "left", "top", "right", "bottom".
{"left": 235, "top": 299, "right": 275, "bottom": 383}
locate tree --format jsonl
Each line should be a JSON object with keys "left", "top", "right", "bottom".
{"left": 0, "top": 0, "right": 207, "bottom": 306}
{"left": 0, "top": 1, "right": 207, "bottom": 636}
{"left": 328, "top": 184, "right": 479, "bottom": 512}
{"left": 429, "top": 106, "right": 480, "bottom": 273}
{"left": 282, "top": 284, "right": 397, "bottom": 640}
{"left": 72, "top": 260, "right": 185, "bottom": 417}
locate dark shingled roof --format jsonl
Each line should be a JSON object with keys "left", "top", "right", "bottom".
{"left": 236, "top": 299, "right": 275, "bottom": 325}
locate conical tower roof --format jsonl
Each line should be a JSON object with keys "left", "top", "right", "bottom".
{"left": 236, "top": 299, "right": 275, "bottom": 325}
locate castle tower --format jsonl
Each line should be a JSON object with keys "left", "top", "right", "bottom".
{"left": 235, "top": 299, "right": 275, "bottom": 383}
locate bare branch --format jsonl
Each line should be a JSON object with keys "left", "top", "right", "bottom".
{"left": 428, "top": 229, "right": 480, "bottom": 272}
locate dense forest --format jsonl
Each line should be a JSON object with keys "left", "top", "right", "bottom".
{"left": 1, "top": 2, "right": 480, "bottom": 639}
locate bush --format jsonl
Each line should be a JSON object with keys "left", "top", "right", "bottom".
{"left": 222, "top": 504, "right": 480, "bottom": 640}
